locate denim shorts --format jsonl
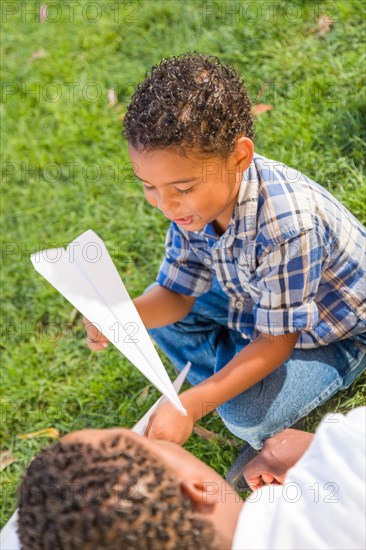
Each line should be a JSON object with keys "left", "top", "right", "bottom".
{"left": 144, "top": 278, "right": 366, "bottom": 449}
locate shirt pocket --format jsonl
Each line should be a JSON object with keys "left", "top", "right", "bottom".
{"left": 234, "top": 249, "right": 261, "bottom": 303}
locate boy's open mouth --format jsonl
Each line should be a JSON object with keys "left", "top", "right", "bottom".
{"left": 173, "top": 215, "right": 194, "bottom": 225}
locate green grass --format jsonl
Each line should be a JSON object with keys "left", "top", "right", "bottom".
{"left": 1, "top": 0, "right": 365, "bottom": 526}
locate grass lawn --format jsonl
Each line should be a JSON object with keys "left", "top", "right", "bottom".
{"left": 1, "top": 0, "right": 365, "bottom": 526}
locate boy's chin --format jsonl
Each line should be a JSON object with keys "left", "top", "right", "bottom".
{"left": 186, "top": 223, "right": 205, "bottom": 232}
{"left": 186, "top": 219, "right": 207, "bottom": 232}
{"left": 172, "top": 216, "right": 208, "bottom": 232}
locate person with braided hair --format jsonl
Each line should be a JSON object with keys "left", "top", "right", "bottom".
{"left": 16, "top": 429, "right": 236, "bottom": 550}
{"left": 8, "top": 407, "right": 365, "bottom": 549}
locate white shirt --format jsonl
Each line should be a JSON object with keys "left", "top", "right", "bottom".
{"left": 0, "top": 510, "right": 19, "bottom": 550}
{"left": 232, "top": 407, "right": 366, "bottom": 550}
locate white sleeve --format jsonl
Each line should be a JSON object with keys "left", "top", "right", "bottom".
{"left": 232, "top": 407, "right": 366, "bottom": 550}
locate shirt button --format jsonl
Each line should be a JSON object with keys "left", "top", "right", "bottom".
{"left": 226, "top": 282, "right": 235, "bottom": 289}
{"left": 235, "top": 300, "right": 244, "bottom": 310}
{"left": 204, "top": 257, "right": 212, "bottom": 265}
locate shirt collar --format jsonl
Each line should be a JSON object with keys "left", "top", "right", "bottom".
{"left": 191, "top": 156, "right": 260, "bottom": 245}
{"left": 233, "top": 158, "right": 260, "bottom": 242}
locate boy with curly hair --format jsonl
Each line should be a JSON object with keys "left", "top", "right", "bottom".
{"left": 85, "top": 53, "right": 366, "bottom": 452}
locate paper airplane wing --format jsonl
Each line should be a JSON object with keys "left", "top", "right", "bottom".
{"left": 30, "top": 230, "right": 185, "bottom": 414}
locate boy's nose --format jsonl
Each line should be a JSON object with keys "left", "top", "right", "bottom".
{"left": 157, "top": 194, "right": 180, "bottom": 213}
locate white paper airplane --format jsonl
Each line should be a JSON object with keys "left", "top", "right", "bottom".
{"left": 0, "top": 362, "right": 191, "bottom": 549}
{"left": 30, "top": 230, "right": 186, "bottom": 415}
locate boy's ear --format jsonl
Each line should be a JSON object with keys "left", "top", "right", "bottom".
{"left": 180, "top": 479, "right": 220, "bottom": 514}
{"left": 234, "top": 136, "right": 254, "bottom": 168}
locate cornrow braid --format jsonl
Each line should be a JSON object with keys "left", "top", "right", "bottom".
{"left": 18, "top": 433, "right": 215, "bottom": 549}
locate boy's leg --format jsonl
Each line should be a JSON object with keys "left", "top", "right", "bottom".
{"left": 144, "top": 278, "right": 233, "bottom": 387}
{"left": 217, "top": 333, "right": 366, "bottom": 449}
{"left": 144, "top": 282, "right": 366, "bottom": 449}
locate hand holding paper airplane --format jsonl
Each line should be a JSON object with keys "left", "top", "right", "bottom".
{"left": 84, "top": 315, "right": 110, "bottom": 351}
{"left": 30, "top": 230, "right": 186, "bottom": 414}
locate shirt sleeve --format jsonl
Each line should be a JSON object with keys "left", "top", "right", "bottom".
{"left": 156, "top": 222, "right": 213, "bottom": 297}
{"left": 252, "top": 229, "right": 324, "bottom": 335}
{"left": 0, "top": 511, "right": 20, "bottom": 550}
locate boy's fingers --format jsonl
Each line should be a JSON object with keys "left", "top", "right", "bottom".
{"left": 243, "top": 454, "right": 267, "bottom": 481}
{"left": 83, "top": 317, "right": 106, "bottom": 339}
{"left": 261, "top": 472, "right": 277, "bottom": 485}
{"left": 246, "top": 473, "right": 280, "bottom": 491}
{"left": 146, "top": 425, "right": 158, "bottom": 440}
{"left": 246, "top": 475, "right": 265, "bottom": 491}
{"left": 83, "top": 317, "right": 109, "bottom": 348}
{"left": 87, "top": 325, "right": 103, "bottom": 340}
{"left": 146, "top": 419, "right": 166, "bottom": 441}
{"left": 144, "top": 415, "right": 154, "bottom": 438}
{"left": 86, "top": 339, "right": 109, "bottom": 351}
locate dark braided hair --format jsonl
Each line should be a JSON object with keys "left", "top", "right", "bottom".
{"left": 18, "top": 433, "right": 215, "bottom": 549}
{"left": 123, "top": 52, "right": 254, "bottom": 158}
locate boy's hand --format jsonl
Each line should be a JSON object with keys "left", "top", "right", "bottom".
{"left": 145, "top": 401, "right": 194, "bottom": 445}
{"left": 83, "top": 316, "right": 109, "bottom": 351}
{"left": 243, "top": 428, "right": 314, "bottom": 490}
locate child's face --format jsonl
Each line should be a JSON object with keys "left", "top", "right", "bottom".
{"left": 129, "top": 138, "right": 253, "bottom": 234}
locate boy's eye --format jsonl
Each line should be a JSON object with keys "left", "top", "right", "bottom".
{"left": 176, "top": 187, "right": 193, "bottom": 194}
{"left": 143, "top": 185, "right": 194, "bottom": 195}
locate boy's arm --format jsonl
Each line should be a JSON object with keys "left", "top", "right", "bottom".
{"left": 145, "top": 332, "right": 300, "bottom": 444}
{"left": 184, "top": 332, "right": 300, "bottom": 420}
{"left": 84, "top": 284, "right": 195, "bottom": 350}
{"left": 133, "top": 285, "right": 196, "bottom": 328}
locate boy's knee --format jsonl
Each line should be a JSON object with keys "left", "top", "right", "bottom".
{"left": 217, "top": 403, "right": 274, "bottom": 449}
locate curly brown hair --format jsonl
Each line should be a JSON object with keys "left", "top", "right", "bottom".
{"left": 18, "top": 433, "right": 217, "bottom": 550}
{"left": 123, "top": 52, "right": 254, "bottom": 158}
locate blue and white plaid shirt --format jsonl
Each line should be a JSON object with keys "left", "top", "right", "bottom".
{"left": 156, "top": 154, "right": 366, "bottom": 348}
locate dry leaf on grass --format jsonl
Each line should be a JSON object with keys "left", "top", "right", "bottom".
{"left": 67, "top": 307, "right": 79, "bottom": 327}
{"left": 107, "top": 88, "right": 118, "bottom": 107}
{"left": 107, "top": 90, "right": 127, "bottom": 121}
{"left": 193, "top": 425, "right": 217, "bottom": 441}
{"left": 308, "top": 15, "right": 335, "bottom": 36}
{"left": 0, "top": 450, "right": 17, "bottom": 472}
{"left": 18, "top": 427, "right": 60, "bottom": 440}
{"left": 39, "top": 4, "right": 47, "bottom": 22}
{"left": 252, "top": 104, "right": 273, "bottom": 116}
{"left": 318, "top": 15, "right": 334, "bottom": 35}
{"left": 29, "top": 49, "right": 48, "bottom": 63}
{"left": 193, "top": 425, "right": 239, "bottom": 446}
{"left": 257, "top": 83, "right": 269, "bottom": 99}
{"left": 136, "top": 386, "right": 150, "bottom": 405}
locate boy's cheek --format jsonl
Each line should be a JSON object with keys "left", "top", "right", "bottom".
{"left": 145, "top": 195, "right": 158, "bottom": 208}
